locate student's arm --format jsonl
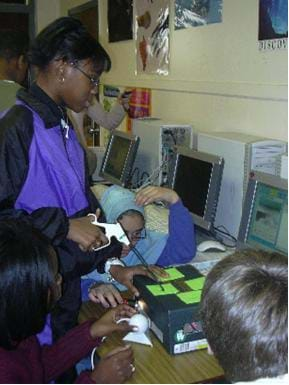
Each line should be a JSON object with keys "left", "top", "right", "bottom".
{"left": 42, "top": 306, "right": 136, "bottom": 383}
{"left": 135, "top": 186, "right": 196, "bottom": 266}
{"left": 41, "top": 320, "right": 101, "bottom": 382}
{"left": 86, "top": 99, "right": 126, "bottom": 130}
{"left": 157, "top": 200, "right": 196, "bottom": 266}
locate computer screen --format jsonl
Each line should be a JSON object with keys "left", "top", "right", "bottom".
{"left": 238, "top": 171, "right": 288, "bottom": 255}
{"left": 100, "top": 130, "right": 140, "bottom": 187}
{"left": 171, "top": 147, "right": 224, "bottom": 232}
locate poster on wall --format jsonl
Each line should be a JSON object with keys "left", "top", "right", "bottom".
{"left": 135, "top": 0, "right": 169, "bottom": 75}
{"left": 126, "top": 88, "right": 151, "bottom": 131}
{"left": 258, "top": 0, "right": 288, "bottom": 51}
{"left": 99, "top": 85, "right": 122, "bottom": 146}
{"left": 174, "top": 0, "right": 223, "bottom": 30}
{"left": 108, "top": 0, "right": 133, "bottom": 42}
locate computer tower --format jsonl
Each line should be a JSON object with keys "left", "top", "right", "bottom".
{"left": 197, "top": 131, "right": 287, "bottom": 239}
{"left": 132, "top": 117, "right": 195, "bottom": 187}
{"left": 276, "top": 153, "right": 288, "bottom": 180}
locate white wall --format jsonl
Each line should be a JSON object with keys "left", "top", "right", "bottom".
{"left": 35, "top": 0, "right": 60, "bottom": 32}
{"left": 47, "top": 0, "right": 287, "bottom": 141}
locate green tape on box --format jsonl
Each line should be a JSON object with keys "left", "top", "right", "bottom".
{"left": 147, "top": 283, "right": 179, "bottom": 296}
{"left": 158, "top": 267, "right": 185, "bottom": 282}
{"left": 177, "top": 290, "right": 202, "bottom": 304}
{"left": 185, "top": 277, "right": 206, "bottom": 291}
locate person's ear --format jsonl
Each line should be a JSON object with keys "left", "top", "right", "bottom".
{"left": 18, "top": 54, "right": 28, "bottom": 72}
{"left": 17, "top": 54, "right": 26, "bottom": 67}
{"left": 54, "top": 59, "right": 68, "bottom": 84}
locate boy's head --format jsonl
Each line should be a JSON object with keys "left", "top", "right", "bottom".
{"left": 101, "top": 185, "right": 145, "bottom": 247}
{"left": 200, "top": 250, "right": 288, "bottom": 382}
{"left": 0, "top": 29, "right": 29, "bottom": 85}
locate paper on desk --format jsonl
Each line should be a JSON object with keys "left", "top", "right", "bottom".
{"left": 158, "top": 267, "right": 185, "bottom": 282}
{"left": 185, "top": 277, "right": 206, "bottom": 291}
{"left": 177, "top": 290, "right": 202, "bottom": 304}
{"left": 147, "top": 283, "right": 179, "bottom": 296}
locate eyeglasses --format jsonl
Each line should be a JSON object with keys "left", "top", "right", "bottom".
{"left": 124, "top": 228, "right": 147, "bottom": 242}
{"left": 73, "top": 64, "right": 99, "bottom": 88}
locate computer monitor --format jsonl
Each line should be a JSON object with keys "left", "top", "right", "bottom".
{"left": 238, "top": 171, "right": 288, "bottom": 255}
{"left": 99, "top": 130, "right": 140, "bottom": 187}
{"left": 171, "top": 147, "right": 224, "bottom": 232}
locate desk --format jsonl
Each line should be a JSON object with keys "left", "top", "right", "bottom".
{"left": 79, "top": 301, "right": 224, "bottom": 384}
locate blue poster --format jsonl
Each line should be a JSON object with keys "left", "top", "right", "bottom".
{"left": 175, "top": 0, "right": 223, "bottom": 30}
{"left": 259, "top": 0, "right": 288, "bottom": 50}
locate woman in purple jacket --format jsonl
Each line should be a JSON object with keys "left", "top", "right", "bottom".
{"left": 0, "top": 18, "right": 151, "bottom": 382}
{"left": 0, "top": 219, "right": 136, "bottom": 384}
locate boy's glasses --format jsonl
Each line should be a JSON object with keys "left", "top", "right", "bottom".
{"left": 72, "top": 64, "right": 99, "bottom": 88}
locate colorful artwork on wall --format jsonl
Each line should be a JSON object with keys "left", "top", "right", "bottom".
{"left": 174, "top": 0, "right": 223, "bottom": 30}
{"left": 108, "top": 0, "right": 133, "bottom": 42}
{"left": 135, "top": 0, "right": 170, "bottom": 75}
{"left": 258, "top": 0, "right": 288, "bottom": 51}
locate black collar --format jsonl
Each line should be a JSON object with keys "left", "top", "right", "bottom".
{"left": 17, "top": 83, "right": 68, "bottom": 128}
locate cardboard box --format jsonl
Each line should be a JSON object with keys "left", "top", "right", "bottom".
{"left": 133, "top": 264, "right": 208, "bottom": 355}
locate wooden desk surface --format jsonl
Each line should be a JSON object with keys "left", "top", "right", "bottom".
{"left": 79, "top": 301, "right": 224, "bottom": 384}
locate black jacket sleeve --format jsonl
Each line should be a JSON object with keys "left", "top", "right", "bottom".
{"left": 0, "top": 106, "right": 68, "bottom": 245}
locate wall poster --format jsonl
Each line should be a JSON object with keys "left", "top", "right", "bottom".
{"left": 174, "top": 0, "right": 223, "bottom": 30}
{"left": 108, "top": 0, "right": 133, "bottom": 42}
{"left": 135, "top": 0, "right": 170, "bottom": 75}
{"left": 258, "top": 0, "right": 288, "bottom": 51}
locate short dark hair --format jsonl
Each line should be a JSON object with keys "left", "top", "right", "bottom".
{"left": 0, "top": 219, "right": 55, "bottom": 350}
{"left": 0, "top": 29, "right": 29, "bottom": 60}
{"left": 200, "top": 250, "right": 288, "bottom": 382}
{"left": 28, "top": 17, "right": 111, "bottom": 72}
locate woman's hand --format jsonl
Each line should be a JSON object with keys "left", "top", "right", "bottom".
{"left": 90, "top": 345, "right": 134, "bottom": 384}
{"left": 135, "top": 186, "right": 179, "bottom": 206}
{"left": 90, "top": 304, "right": 137, "bottom": 339}
{"left": 110, "top": 265, "right": 168, "bottom": 297}
{"left": 67, "top": 209, "right": 108, "bottom": 252}
{"left": 88, "top": 282, "right": 124, "bottom": 308}
{"left": 117, "top": 90, "right": 132, "bottom": 111}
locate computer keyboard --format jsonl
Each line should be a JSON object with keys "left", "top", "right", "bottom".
{"left": 145, "top": 204, "right": 169, "bottom": 234}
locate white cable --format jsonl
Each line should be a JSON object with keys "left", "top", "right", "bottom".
{"left": 90, "top": 347, "right": 97, "bottom": 370}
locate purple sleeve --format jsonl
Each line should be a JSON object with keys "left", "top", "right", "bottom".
{"left": 41, "top": 320, "right": 101, "bottom": 383}
{"left": 157, "top": 200, "right": 196, "bottom": 266}
{"left": 81, "top": 278, "right": 95, "bottom": 301}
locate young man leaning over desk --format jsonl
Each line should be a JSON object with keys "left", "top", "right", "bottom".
{"left": 81, "top": 185, "right": 196, "bottom": 307}
{"left": 200, "top": 249, "right": 288, "bottom": 384}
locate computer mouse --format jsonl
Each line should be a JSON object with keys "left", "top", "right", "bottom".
{"left": 197, "top": 240, "right": 226, "bottom": 253}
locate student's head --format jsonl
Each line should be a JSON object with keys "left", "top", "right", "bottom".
{"left": 28, "top": 17, "right": 111, "bottom": 112}
{"left": 0, "top": 219, "right": 62, "bottom": 350}
{"left": 0, "top": 29, "right": 29, "bottom": 85}
{"left": 101, "top": 185, "right": 145, "bottom": 247}
{"left": 200, "top": 250, "right": 288, "bottom": 382}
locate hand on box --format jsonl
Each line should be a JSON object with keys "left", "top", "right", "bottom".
{"left": 110, "top": 265, "right": 168, "bottom": 297}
